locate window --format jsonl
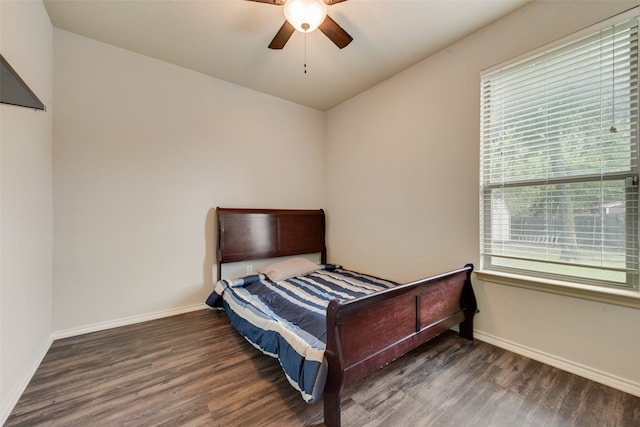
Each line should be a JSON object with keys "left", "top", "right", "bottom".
{"left": 480, "top": 9, "right": 640, "bottom": 289}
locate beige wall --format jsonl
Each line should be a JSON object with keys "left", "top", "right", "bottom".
{"left": 0, "top": 0, "right": 54, "bottom": 422}
{"left": 52, "top": 29, "right": 326, "bottom": 333}
{"left": 3, "top": 2, "right": 640, "bottom": 422}
{"left": 326, "top": 0, "right": 640, "bottom": 396}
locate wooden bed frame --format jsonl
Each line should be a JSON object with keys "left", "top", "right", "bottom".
{"left": 216, "top": 207, "right": 478, "bottom": 427}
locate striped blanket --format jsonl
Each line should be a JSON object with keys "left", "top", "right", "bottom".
{"left": 205, "top": 266, "right": 397, "bottom": 403}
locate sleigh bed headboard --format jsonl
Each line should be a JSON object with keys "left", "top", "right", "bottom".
{"left": 216, "top": 207, "right": 327, "bottom": 280}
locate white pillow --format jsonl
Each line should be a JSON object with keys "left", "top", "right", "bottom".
{"left": 258, "top": 258, "right": 319, "bottom": 282}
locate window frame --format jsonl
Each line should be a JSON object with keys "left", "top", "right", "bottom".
{"left": 478, "top": 7, "right": 640, "bottom": 298}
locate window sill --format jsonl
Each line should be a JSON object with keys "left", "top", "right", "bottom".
{"left": 475, "top": 269, "right": 640, "bottom": 309}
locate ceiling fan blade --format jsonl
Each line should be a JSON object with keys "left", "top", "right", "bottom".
{"left": 323, "top": 0, "right": 349, "bottom": 4}
{"left": 318, "top": 15, "right": 352, "bottom": 49}
{"left": 246, "top": 0, "right": 285, "bottom": 4}
{"left": 269, "top": 21, "right": 295, "bottom": 49}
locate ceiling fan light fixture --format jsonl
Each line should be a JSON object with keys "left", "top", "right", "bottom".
{"left": 283, "top": 0, "right": 327, "bottom": 33}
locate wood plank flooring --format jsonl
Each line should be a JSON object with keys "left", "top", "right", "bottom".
{"left": 6, "top": 309, "right": 640, "bottom": 426}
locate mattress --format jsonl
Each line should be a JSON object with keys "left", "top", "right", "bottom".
{"left": 205, "top": 265, "right": 397, "bottom": 403}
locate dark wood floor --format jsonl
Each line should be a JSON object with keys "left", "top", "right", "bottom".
{"left": 6, "top": 309, "right": 640, "bottom": 426}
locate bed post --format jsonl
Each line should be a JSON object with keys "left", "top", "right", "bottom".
{"left": 324, "top": 299, "right": 344, "bottom": 427}
{"left": 324, "top": 390, "right": 341, "bottom": 427}
{"left": 216, "top": 207, "right": 222, "bottom": 282}
{"left": 458, "top": 263, "right": 477, "bottom": 341}
{"left": 320, "top": 209, "right": 327, "bottom": 264}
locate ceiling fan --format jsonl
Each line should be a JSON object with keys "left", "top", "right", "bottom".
{"left": 248, "top": 0, "right": 353, "bottom": 50}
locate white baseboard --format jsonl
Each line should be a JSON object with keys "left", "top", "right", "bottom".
{"left": 1, "top": 335, "right": 53, "bottom": 426}
{"left": 52, "top": 303, "right": 207, "bottom": 340}
{"left": 474, "top": 330, "right": 640, "bottom": 398}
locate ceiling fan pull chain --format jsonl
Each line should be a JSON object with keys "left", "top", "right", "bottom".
{"left": 304, "top": 31, "right": 308, "bottom": 74}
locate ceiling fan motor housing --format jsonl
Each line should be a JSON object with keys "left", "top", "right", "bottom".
{"left": 283, "top": 0, "right": 328, "bottom": 33}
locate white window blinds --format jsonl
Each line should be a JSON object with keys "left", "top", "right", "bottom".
{"left": 480, "top": 9, "right": 639, "bottom": 287}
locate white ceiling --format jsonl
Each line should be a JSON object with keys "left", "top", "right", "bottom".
{"left": 43, "top": 0, "right": 531, "bottom": 111}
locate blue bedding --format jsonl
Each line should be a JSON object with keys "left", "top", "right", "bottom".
{"left": 205, "top": 265, "right": 397, "bottom": 403}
